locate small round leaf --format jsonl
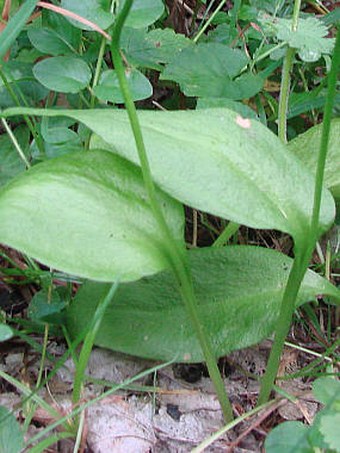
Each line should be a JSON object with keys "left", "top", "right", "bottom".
{"left": 33, "top": 57, "right": 91, "bottom": 93}
{"left": 94, "top": 69, "right": 153, "bottom": 103}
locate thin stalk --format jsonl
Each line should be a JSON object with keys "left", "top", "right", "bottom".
{"left": 1, "top": 117, "right": 31, "bottom": 167}
{"left": 277, "top": 0, "right": 301, "bottom": 142}
{"left": 309, "top": 28, "right": 340, "bottom": 248}
{"left": 90, "top": 36, "right": 107, "bottom": 109}
{"left": 213, "top": 222, "right": 239, "bottom": 247}
{"left": 111, "top": 0, "right": 233, "bottom": 422}
{"left": 277, "top": 47, "right": 295, "bottom": 142}
{"left": 0, "top": 67, "right": 45, "bottom": 154}
{"left": 258, "top": 26, "right": 340, "bottom": 405}
{"left": 193, "top": 0, "right": 227, "bottom": 43}
{"left": 72, "top": 281, "right": 119, "bottom": 406}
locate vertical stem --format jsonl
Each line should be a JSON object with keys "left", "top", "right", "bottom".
{"left": 277, "top": 0, "right": 301, "bottom": 143}
{"left": 258, "top": 251, "right": 308, "bottom": 404}
{"left": 72, "top": 281, "right": 119, "bottom": 406}
{"left": 193, "top": 0, "right": 227, "bottom": 43}
{"left": 90, "top": 36, "right": 107, "bottom": 109}
{"left": 111, "top": 0, "right": 233, "bottom": 422}
{"left": 258, "top": 26, "right": 340, "bottom": 405}
{"left": 1, "top": 117, "right": 31, "bottom": 168}
{"left": 277, "top": 47, "right": 295, "bottom": 143}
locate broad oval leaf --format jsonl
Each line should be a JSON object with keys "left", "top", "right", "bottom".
{"left": 66, "top": 246, "right": 340, "bottom": 362}
{"left": 288, "top": 119, "right": 340, "bottom": 199}
{"left": 61, "top": 0, "right": 114, "bottom": 30}
{"left": 27, "top": 27, "right": 75, "bottom": 56}
{"left": 1, "top": 107, "right": 335, "bottom": 244}
{"left": 0, "top": 150, "right": 184, "bottom": 282}
{"left": 118, "top": 0, "right": 165, "bottom": 28}
{"left": 94, "top": 68, "right": 153, "bottom": 103}
{"left": 33, "top": 57, "right": 91, "bottom": 93}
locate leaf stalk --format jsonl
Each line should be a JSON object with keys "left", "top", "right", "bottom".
{"left": 110, "top": 0, "right": 233, "bottom": 422}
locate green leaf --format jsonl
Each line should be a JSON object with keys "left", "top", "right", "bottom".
{"left": 121, "top": 27, "right": 192, "bottom": 71}
{"left": 260, "top": 15, "right": 335, "bottom": 62}
{"left": 94, "top": 68, "right": 152, "bottom": 103}
{"left": 33, "top": 56, "right": 92, "bottom": 93}
{"left": 1, "top": 107, "right": 335, "bottom": 245}
{"left": 0, "top": 0, "right": 38, "bottom": 60}
{"left": 0, "top": 125, "right": 30, "bottom": 186}
{"left": 66, "top": 246, "right": 340, "bottom": 362}
{"left": 197, "top": 98, "right": 259, "bottom": 119}
{"left": 265, "top": 421, "right": 313, "bottom": 453}
{"left": 288, "top": 119, "right": 340, "bottom": 199}
{"left": 118, "top": 0, "right": 164, "bottom": 28}
{"left": 0, "top": 61, "right": 48, "bottom": 108}
{"left": 313, "top": 377, "right": 340, "bottom": 407}
{"left": 0, "top": 324, "right": 13, "bottom": 342}
{"left": 27, "top": 27, "right": 75, "bottom": 56}
{"left": 60, "top": 0, "right": 114, "bottom": 30}
{"left": 161, "top": 43, "right": 263, "bottom": 100}
{"left": 0, "top": 405, "right": 24, "bottom": 453}
{"left": 43, "top": 9, "right": 82, "bottom": 50}
{"left": 28, "top": 290, "right": 65, "bottom": 322}
{"left": 0, "top": 150, "right": 184, "bottom": 282}
{"left": 320, "top": 413, "right": 340, "bottom": 451}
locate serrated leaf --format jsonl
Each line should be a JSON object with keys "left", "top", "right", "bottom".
{"left": 33, "top": 57, "right": 92, "bottom": 93}
{"left": 66, "top": 246, "right": 340, "bottom": 362}
{"left": 0, "top": 405, "right": 24, "bottom": 453}
{"left": 0, "top": 150, "right": 184, "bottom": 282}
{"left": 94, "top": 68, "right": 152, "bottom": 103}
{"left": 260, "top": 14, "right": 335, "bottom": 62}
{"left": 121, "top": 27, "right": 193, "bottom": 71}
{"left": 288, "top": 119, "right": 340, "bottom": 199}
{"left": 161, "top": 43, "right": 263, "bottom": 100}
{"left": 1, "top": 107, "right": 335, "bottom": 246}
{"left": 118, "top": 0, "right": 164, "bottom": 28}
{"left": 265, "top": 422, "right": 313, "bottom": 453}
{"left": 61, "top": 0, "right": 114, "bottom": 30}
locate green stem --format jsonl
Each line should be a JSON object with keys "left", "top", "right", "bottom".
{"left": 193, "top": 0, "right": 227, "bottom": 43}
{"left": 309, "top": 27, "right": 340, "bottom": 247}
{"left": 213, "top": 222, "right": 240, "bottom": 247}
{"left": 110, "top": 0, "right": 233, "bottom": 422}
{"left": 258, "top": 252, "right": 308, "bottom": 404}
{"left": 90, "top": 36, "right": 107, "bottom": 109}
{"left": 0, "top": 68, "right": 45, "bottom": 155}
{"left": 258, "top": 25, "right": 340, "bottom": 405}
{"left": 277, "top": 47, "right": 295, "bottom": 143}
{"left": 72, "top": 281, "right": 119, "bottom": 406}
{"left": 277, "top": 0, "right": 301, "bottom": 142}
{"left": 1, "top": 117, "right": 31, "bottom": 168}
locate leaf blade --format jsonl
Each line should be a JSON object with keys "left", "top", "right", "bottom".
{"left": 66, "top": 246, "right": 340, "bottom": 362}
{"left": 0, "top": 150, "right": 184, "bottom": 282}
